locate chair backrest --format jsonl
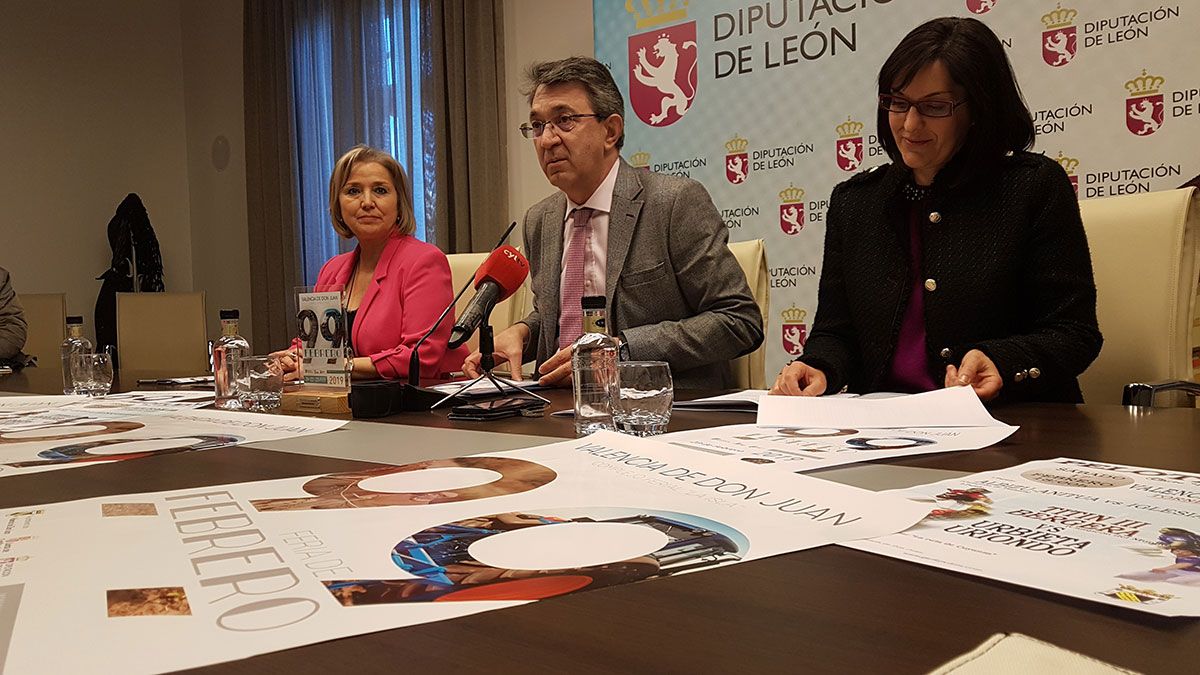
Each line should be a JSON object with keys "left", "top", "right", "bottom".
{"left": 116, "top": 292, "right": 209, "bottom": 375}
{"left": 1078, "top": 187, "right": 1200, "bottom": 404}
{"left": 446, "top": 252, "right": 530, "bottom": 355}
{"left": 727, "top": 239, "right": 770, "bottom": 390}
{"left": 14, "top": 293, "right": 65, "bottom": 363}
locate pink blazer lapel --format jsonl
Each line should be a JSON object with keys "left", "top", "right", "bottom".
{"left": 353, "top": 234, "right": 402, "bottom": 324}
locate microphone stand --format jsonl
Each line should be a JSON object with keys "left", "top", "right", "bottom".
{"left": 388, "top": 221, "right": 520, "bottom": 412}
{"left": 431, "top": 305, "right": 550, "bottom": 409}
{"left": 394, "top": 272, "right": 475, "bottom": 411}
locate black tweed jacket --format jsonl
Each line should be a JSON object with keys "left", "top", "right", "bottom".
{"left": 798, "top": 151, "right": 1103, "bottom": 403}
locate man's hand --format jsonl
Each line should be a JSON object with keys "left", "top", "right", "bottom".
{"left": 463, "top": 323, "right": 529, "bottom": 380}
{"left": 770, "top": 361, "right": 828, "bottom": 396}
{"left": 537, "top": 345, "right": 574, "bottom": 387}
{"left": 945, "top": 349, "right": 1003, "bottom": 401}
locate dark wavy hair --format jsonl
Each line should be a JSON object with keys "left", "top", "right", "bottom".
{"left": 876, "top": 17, "right": 1035, "bottom": 179}
{"left": 523, "top": 56, "right": 626, "bottom": 149}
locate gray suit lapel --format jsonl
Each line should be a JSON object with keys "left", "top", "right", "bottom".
{"left": 605, "top": 160, "right": 644, "bottom": 311}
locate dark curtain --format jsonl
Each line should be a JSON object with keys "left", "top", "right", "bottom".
{"left": 244, "top": 2, "right": 303, "bottom": 350}
{"left": 243, "top": 0, "right": 507, "bottom": 349}
{"left": 423, "top": 0, "right": 509, "bottom": 252}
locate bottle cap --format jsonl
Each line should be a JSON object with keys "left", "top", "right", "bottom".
{"left": 66, "top": 316, "right": 84, "bottom": 325}
{"left": 581, "top": 296, "right": 605, "bottom": 310}
{"left": 219, "top": 309, "right": 240, "bottom": 320}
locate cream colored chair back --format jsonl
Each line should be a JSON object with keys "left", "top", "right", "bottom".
{"left": 728, "top": 239, "right": 770, "bottom": 389}
{"left": 15, "top": 293, "right": 65, "bottom": 363}
{"left": 116, "top": 292, "right": 209, "bottom": 375}
{"left": 446, "top": 252, "right": 529, "bottom": 355}
{"left": 1078, "top": 187, "right": 1200, "bottom": 404}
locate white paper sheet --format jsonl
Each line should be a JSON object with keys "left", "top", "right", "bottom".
{"left": 845, "top": 458, "right": 1200, "bottom": 617}
{"left": 672, "top": 389, "right": 768, "bottom": 412}
{"left": 757, "top": 387, "right": 1005, "bottom": 428}
{"left": 429, "top": 378, "right": 546, "bottom": 398}
{"left": 662, "top": 423, "right": 1017, "bottom": 472}
{"left": 103, "top": 391, "right": 216, "bottom": 408}
{"left": 0, "top": 431, "right": 927, "bottom": 673}
{"left": 0, "top": 396, "right": 345, "bottom": 477}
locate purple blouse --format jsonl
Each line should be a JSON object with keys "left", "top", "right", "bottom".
{"left": 886, "top": 204, "right": 939, "bottom": 393}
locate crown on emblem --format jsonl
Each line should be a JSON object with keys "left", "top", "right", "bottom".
{"left": 781, "top": 304, "right": 808, "bottom": 323}
{"left": 725, "top": 134, "right": 749, "bottom": 154}
{"left": 836, "top": 117, "right": 864, "bottom": 139}
{"left": 1041, "top": 4, "right": 1077, "bottom": 29}
{"left": 779, "top": 184, "right": 806, "bottom": 203}
{"left": 625, "top": 0, "right": 689, "bottom": 30}
{"left": 1055, "top": 151, "right": 1079, "bottom": 175}
{"left": 1125, "top": 69, "right": 1165, "bottom": 96}
{"left": 629, "top": 151, "right": 651, "bottom": 167}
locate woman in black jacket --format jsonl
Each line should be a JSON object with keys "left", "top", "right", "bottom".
{"left": 771, "top": 17, "right": 1102, "bottom": 403}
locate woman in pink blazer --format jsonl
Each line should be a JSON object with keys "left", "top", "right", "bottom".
{"left": 294, "top": 145, "right": 466, "bottom": 380}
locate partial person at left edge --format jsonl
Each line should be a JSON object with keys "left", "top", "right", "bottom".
{"left": 277, "top": 145, "right": 467, "bottom": 381}
{"left": 0, "top": 266, "right": 31, "bottom": 366}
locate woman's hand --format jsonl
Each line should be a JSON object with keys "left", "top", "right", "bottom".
{"left": 770, "top": 362, "right": 828, "bottom": 396}
{"left": 945, "top": 349, "right": 1003, "bottom": 401}
{"left": 270, "top": 348, "right": 302, "bottom": 382}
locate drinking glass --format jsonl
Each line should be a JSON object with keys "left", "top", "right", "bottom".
{"left": 70, "top": 352, "right": 113, "bottom": 398}
{"left": 614, "top": 361, "right": 673, "bottom": 436}
{"left": 236, "top": 355, "right": 284, "bottom": 412}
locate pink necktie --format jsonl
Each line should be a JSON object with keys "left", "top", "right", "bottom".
{"left": 558, "top": 207, "right": 593, "bottom": 349}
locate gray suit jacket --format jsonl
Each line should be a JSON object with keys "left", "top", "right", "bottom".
{"left": 520, "top": 159, "right": 763, "bottom": 389}
{"left": 0, "top": 267, "right": 28, "bottom": 361}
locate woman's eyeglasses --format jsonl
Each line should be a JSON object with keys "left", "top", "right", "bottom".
{"left": 879, "top": 94, "right": 967, "bottom": 118}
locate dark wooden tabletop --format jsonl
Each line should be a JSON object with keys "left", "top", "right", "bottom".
{"left": 3, "top": 372, "right": 1200, "bottom": 673}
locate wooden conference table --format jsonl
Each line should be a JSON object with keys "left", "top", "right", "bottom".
{"left": 2, "top": 370, "right": 1200, "bottom": 673}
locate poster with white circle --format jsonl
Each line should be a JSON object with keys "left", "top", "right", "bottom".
{"left": 663, "top": 422, "right": 1017, "bottom": 472}
{"left": 0, "top": 396, "right": 344, "bottom": 477}
{"left": 0, "top": 431, "right": 926, "bottom": 673}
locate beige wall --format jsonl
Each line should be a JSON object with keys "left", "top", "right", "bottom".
{"left": 503, "top": 1, "right": 595, "bottom": 233}
{"left": 0, "top": 0, "right": 195, "bottom": 342}
{"left": 0, "top": 0, "right": 251, "bottom": 346}
{"left": 180, "top": 0, "right": 252, "bottom": 344}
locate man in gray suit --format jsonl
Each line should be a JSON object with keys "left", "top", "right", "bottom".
{"left": 464, "top": 57, "right": 762, "bottom": 389}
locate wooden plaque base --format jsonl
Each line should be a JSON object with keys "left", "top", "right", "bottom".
{"left": 281, "top": 386, "right": 350, "bottom": 415}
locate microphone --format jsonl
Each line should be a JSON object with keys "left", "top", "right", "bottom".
{"left": 403, "top": 221, "right": 517, "bottom": 388}
{"left": 350, "top": 222, "right": 521, "bottom": 417}
{"left": 447, "top": 245, "right": 529, "bottom": 350}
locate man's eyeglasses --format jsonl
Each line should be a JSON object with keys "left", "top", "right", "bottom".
{"left": 879, "top": 94, "right": 967, "bottom": 118}
{"left": 519, "top": 113, "right": 605, "bottom": 139}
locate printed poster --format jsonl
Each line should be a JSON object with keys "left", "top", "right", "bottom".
{"left": 0, "top": 396, "right": 345, "bottom": 478}
{"left": 846, "top": 458, "right": 1200, "bottom": 616}
{"left": 663, "top": 423, "right": 1017, "bottom": 473}
{"left": 296, "top": 288, "right": 349, "bottom": 388}
{"left": 0, "top": 431, "right": 927, "bottom": 673}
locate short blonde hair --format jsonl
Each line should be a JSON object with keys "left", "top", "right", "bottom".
{"left": 328, "top": 144, "right": 417, "bottom": 238}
